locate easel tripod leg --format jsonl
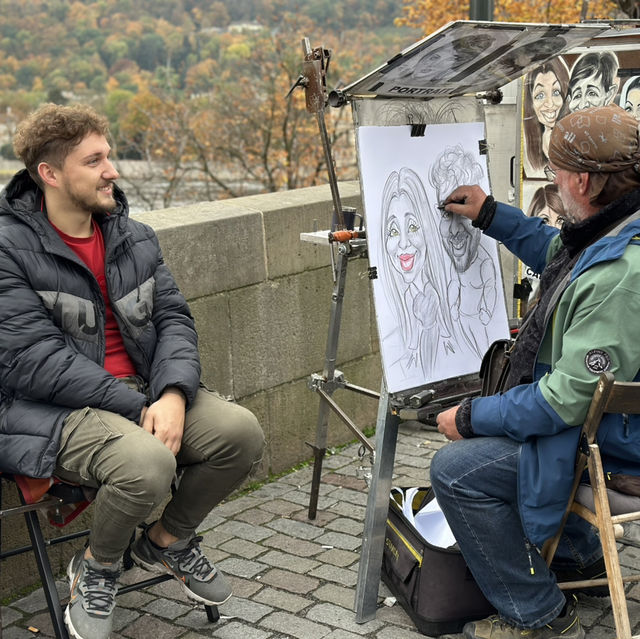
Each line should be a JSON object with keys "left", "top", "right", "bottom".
{"left": 354, "top": 383, "right": 399, "bottom": 623}
{"left": 307, "top": 402, "right": 329, "bottom": 519}
{"left": 308, "top": 251, "right": 349, "bottom": 520}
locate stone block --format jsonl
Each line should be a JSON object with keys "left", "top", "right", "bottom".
{"left": 312, "top": 583, "right": 355, "bottom": 609}
{"left": 305, "top": 602, "right": 383, "bottom": 634}
{"left": 141, "top": 201, "right": 267, "bottom": 300}
{"left": 228, "top": 265, "right": 373, "bottom": 397}
{"left": 260, "top": 610, "right": 331, "bottom": 639}
{"left": 212, "top": 620, "right": 272, "bottom": 639}
{"left": 253, "top": 586, "right": 312, "bottom": 613}
{"left": 119, "top": 612, "right": 185, "bottom": 638}
{"left": 258, "top": 550, "right": 320, "bottom": 574}
{"left": 238, "top": 181, "right": 362, "bottom": 280}
{"left": 216, "top": 557, "right": 268, "bottom": 579}
{"left": 218, "top": 597, "right": 273, "bottom": 623}
{"left": 261, "top": 534, "right": 324, "bottom": 557}
{"left": 266, "top": 518, "right": 325, "bottom": 540}
{"left": 189, "top": 294, "right": 232, "bottom": 397}
{"left": 259, "top": 568, "right": 320, "bottom": 594}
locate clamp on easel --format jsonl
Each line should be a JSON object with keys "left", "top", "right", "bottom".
{"left": 291, "top": 38, "right": 378, "bottom": 520}
{"left": 288, "top": 38, "right": 346, "bottom": 231}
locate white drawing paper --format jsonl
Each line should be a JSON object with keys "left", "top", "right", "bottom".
{"left": 358, "top": 123, "right": 510, "bottom": 393}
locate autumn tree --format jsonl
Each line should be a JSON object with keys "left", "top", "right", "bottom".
{"left": 110, "top": 17, "right": 362, "bottom": 207}
{"left": 396, "top": 0, "right": 622, "bottom": 35}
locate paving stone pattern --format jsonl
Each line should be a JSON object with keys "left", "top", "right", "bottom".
{"left": 2, "top": 422, "right": 639, "bottom": 637}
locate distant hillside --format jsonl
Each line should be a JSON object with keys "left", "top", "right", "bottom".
{"left": 0, "top": 0, "right": 405, "bottom": 96}
{"left": 0, "top": 0, "right": 419, "bottom": 207}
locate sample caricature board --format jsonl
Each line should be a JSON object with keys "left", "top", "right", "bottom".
{"left": 344, "top": 20, "right": 608, "bottom": 101}
{"left": 519, "top": 34, "right": 640, "bottom": 299}
{"left": 357, "top": 122, "right": 510, "bottom": 394}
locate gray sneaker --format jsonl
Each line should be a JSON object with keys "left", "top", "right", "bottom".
{"left": 131, "top": 529, "right": 232, "bottom": 605}
{"left": 64, "top": 549, "right": 120, "bottom": 639}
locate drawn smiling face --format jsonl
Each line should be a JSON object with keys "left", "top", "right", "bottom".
{"left": 532, "top": 70, "right": 563, "bottom": 128}
{"left": 385, "top": 193, "right": 426, "bottom": 283}
{"left": 439, "top": 213, "right": 481, "bottom": 273}
{"left": 568, "top": 71, "right": 613, "bottom": 111}
{"left": 625, "top": 88, "right": 640, "bottom": 121}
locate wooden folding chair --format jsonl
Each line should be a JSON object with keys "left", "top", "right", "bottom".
{"left": 543, "top": 372, "right": 640, "bottom": 639}
{"left": 0, "top": 474, "right": 220, "bottom": 639}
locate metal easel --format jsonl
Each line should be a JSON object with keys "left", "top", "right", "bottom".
{"left": 290, "top": 39, "right": 380, "bottom": 521}
{"left": 292, "top": 38, "right": 485, "bottom": 623}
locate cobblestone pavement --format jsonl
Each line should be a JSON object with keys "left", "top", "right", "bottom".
{"left": 2, "top": 422, "right": 639, "bottom": 638}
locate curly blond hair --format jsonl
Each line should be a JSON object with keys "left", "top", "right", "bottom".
{"left": 13, "top": 103, "right": 110, "bottom": 187}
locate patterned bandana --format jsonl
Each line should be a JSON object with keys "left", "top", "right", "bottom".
{"left": 549, "top": 104, "right": 640, "bottom": 173}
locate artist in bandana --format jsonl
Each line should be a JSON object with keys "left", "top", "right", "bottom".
{"left": 431, "top": 104, "right": 640, "bottom": 639}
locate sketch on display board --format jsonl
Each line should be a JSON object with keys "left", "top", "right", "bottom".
{"left": 620, "top": 75, "right": 640, "bottom": 120}
{"left": 342, "top": 21, "right": 607, "bottom": 101}
{"left": 566, "top": 51, "right": 620, "bottom": 112}
{"left": 520, "top": 46, "right": 640, "bottom": 304}
{"left": 523, "top": 51, "right": 621, "bottom": 179}
{"left": 526, "top": 183, "right": 566, "bottom": 230}
{"left": 523, "top": 57, "right": 570, "bottom": 176}
{"left": 357, "top": 123, "right": 510, "bottom": 394}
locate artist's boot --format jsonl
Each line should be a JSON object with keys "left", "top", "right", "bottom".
{"left": 462, "top": 595, "right": 584, "bottom": 639}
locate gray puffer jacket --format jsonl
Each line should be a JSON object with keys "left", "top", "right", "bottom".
{"left": 0, "top": 170, "right": 201, "bottom": 477}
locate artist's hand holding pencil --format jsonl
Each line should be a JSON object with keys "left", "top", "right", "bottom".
{"left": 441, "top": 185, "right": 487, "bottom": 221}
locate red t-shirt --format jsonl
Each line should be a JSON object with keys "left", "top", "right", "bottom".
{"left": 52, "top": 221, "right": 137, "bottom": 378}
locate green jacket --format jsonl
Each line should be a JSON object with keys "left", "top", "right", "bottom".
{"left": 471, "top": 200, "right": 640, "bottom": 545}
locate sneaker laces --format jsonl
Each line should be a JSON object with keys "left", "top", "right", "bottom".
{"left": 482, "top": 616, "right": 533, "bottom": 636}
{"left": 79, "top": 562, "right": 119, "bottom": 615}
{"left": 164, "top": 535, "right": 217, "bottom": 582}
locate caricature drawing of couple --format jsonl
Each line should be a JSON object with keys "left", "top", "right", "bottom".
{"left": 379, "top": 145, "right": 498, "bottom": 385}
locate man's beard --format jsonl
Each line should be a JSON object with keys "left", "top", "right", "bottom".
{"left": 560, "top": 189, "right": 585, "bottom": 225}
{"left": 68, "top": 184, "right": 116, "bottom": 215}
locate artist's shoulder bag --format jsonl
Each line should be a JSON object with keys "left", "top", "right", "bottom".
{"left": 479, "top": 339, "right": 513, "bottom": 396}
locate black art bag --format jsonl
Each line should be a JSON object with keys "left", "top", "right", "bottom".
{"left": 479, "top": 339, "right": 513, "bottom": 396}
{"left": 381, "top": 487, "right": 495, "bottom": 636}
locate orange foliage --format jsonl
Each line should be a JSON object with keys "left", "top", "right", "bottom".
{"left": 397, "top": 0, "right": 619, "bottom": 35}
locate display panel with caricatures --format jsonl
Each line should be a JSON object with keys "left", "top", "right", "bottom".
{"left": 520, "top": 42, "right": 640, "bottom": 297}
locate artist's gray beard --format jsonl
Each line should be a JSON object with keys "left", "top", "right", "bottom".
{"left": 561, "top": 192, "right": 587, "bottom": 225}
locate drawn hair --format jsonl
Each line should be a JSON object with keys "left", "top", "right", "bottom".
{"left": 428, "top": 144, "right": 484, "bottom": 200}
{"left": 526, "top": 184, "right": 565, "bottom": 223}
{"left": 523, "top": 57, "right": 570, "bottom": 171}
{"left": 620, "top": 75, "right": 640, "bottom": 111}
{"left": 379, "top": 167, "right": 452, "bottom": 372}
{"left": 568, "top": 51, "right": 619, "bottom": 98}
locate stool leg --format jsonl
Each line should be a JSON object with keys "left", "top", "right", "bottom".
{"left": 205, "top": 604, "right": 220, "bottom": 622}
{"left": 23, "top": 510, "right": 70, "bottom": 639}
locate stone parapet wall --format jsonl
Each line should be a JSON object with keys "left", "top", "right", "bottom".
{"left": 139, "top": 181, "right": 381, "bottom": 477}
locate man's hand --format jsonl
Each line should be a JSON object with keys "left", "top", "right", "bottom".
{"left": 443, "top": 185, "right": 487, "bottom": 221}
{"left": 436, "top": 404, "right": 463, "bottom": 441}
{"left": 141, "top": 387, "right": 186, "bottom": 455}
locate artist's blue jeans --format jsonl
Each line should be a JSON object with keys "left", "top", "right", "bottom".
{"left": 430, "top": 436, "right": 602, "bottom": 628}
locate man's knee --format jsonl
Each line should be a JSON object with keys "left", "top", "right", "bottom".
{"left": 110, "top": 431, "right": 177, "bottom": 503}
{"left": 225, "top": 407, "right": 265, "bottom": 473}
{"left": 430, "top": 444, "right": 453, "bottom": 492}
{"left": 429, "top": 440, "right": 470, "bottom": 493}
